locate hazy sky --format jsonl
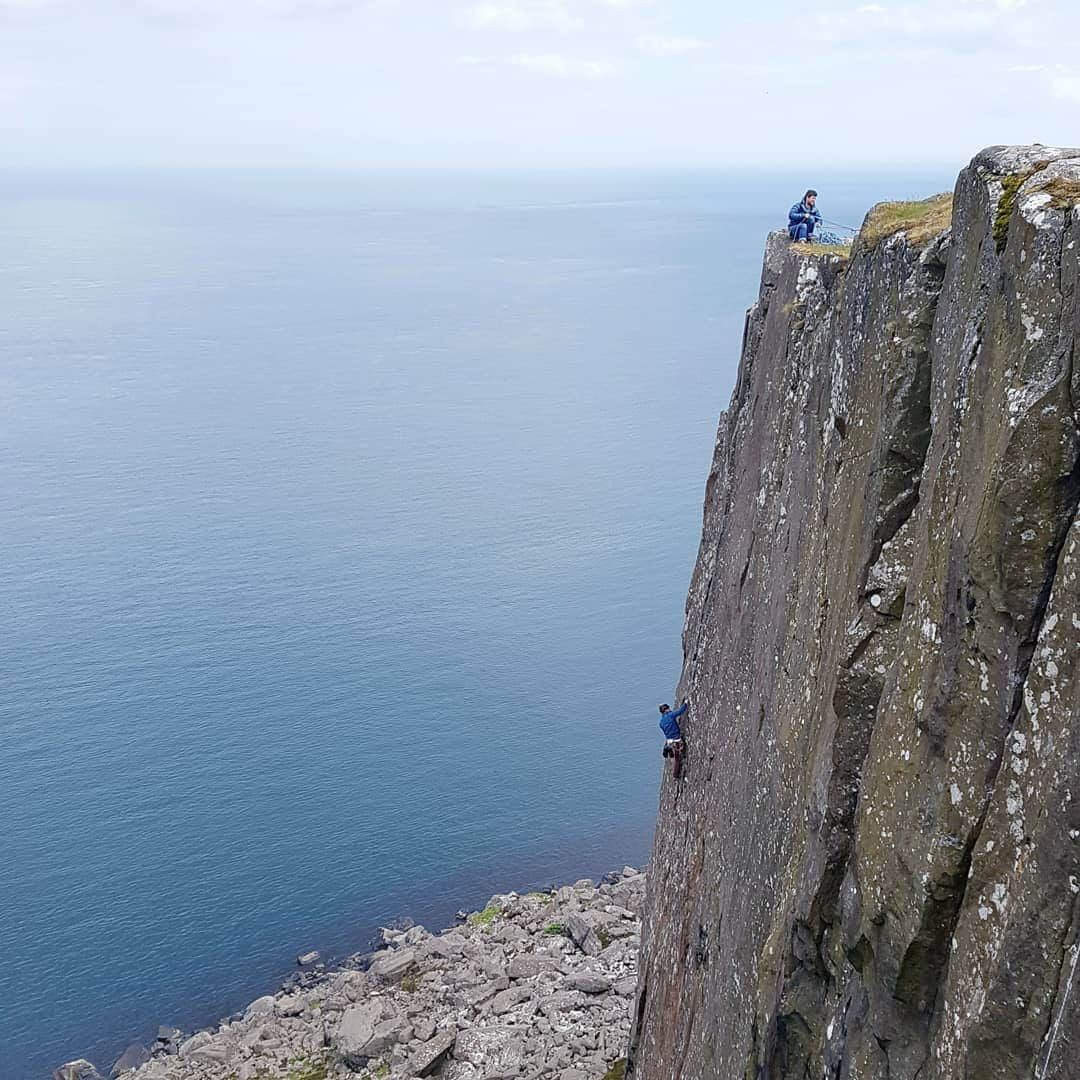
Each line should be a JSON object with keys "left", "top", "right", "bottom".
{"left": 2, "top": 0, "right": 1077, "bottom": 169}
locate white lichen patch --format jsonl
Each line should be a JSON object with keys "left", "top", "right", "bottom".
{"left": 1020, "top": 313, "right": 1045, "bottom": 343}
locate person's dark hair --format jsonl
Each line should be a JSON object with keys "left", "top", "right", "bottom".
{"left": 659, "top": 703, "right": 670, "bottom": 713}
{"left": 804, "top": 189, "right": 818, "bottom": 201}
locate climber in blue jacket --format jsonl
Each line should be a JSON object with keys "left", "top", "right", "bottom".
{"left": 788, "top": 189, "right": 821, "bottom": 242}
{"left": 658, "top": 701, "right": 688, "bottom": 779}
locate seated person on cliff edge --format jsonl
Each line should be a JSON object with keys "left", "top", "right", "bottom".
{"left": 788, "top": 189, "right": 822, "bottom": 243}
{"left": 658, "top": 701, "right": 689, "bottom": 780}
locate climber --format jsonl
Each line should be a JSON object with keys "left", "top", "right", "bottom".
{"left": 788, "top": 190, "right": 822, "bottom": 243}
{"left": 658, "top": 702, "right": 688, "bottom": 780}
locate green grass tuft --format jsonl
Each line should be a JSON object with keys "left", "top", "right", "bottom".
{"left": 602, "top": 1059, "right": 628, "bottom": 1080}
{"left": 468, "top": 905, "right": 501, "bottom": 928}
{"left": 543, "top": 922, "right": 567, "bottom": 936}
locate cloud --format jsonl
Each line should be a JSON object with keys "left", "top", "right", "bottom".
{"left": 509, "top": 51, "right": 617, "bottom": 77}
{"left": 1052, "top": 74, "right": 1080, "bottom": 102}
{"left": 812, "top": 1, "right": 1028, "bottom": 52}
{"left": 635, "top": 34, "right": 710, "bottom": 56}
{"left": 461, "top": 2, "right": 584, "bottom": 32}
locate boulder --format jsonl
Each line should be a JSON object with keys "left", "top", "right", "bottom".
{"left": 110, "top": 1043, "right": 150, "bottom": 1076}
{"left": 563, "top": 914, "right": 602, "bottom": 957}
{"left": 297, "top": 950, "right": 320, "bottom": 966}
{"left": 506, "top": 953, "right": 555, "bottom": 979}
{"left": 539, "top": 990, "right": 587, "bottom": 1016}
{"left": 491, "top": 986, "right": 532, "bottom": 1015}
{"left": 452, "top": 1025, "right": 525, "bottom": 1074}
{"left": 407, "top": 1029, "right": 457, "bottom": 1076}
{"left": 334, "top": 1002, "right": 405, "bottom": 1066}
{"left": 369, "top": 946, "right": 417, "bottom": 980}
{"left": 177, "top": 1032, "right": 212, "bottom": 1058}
{"left": 334, "top": 1002, "right": 382, "bottom": 1066}
{"left": 53, "top": 1062, "right": 104, "bottom": 1080}
{"left": 276, "top": 994, "right": 306, "bottom": 1017}
{"left": 561, "top": 973, "right": 611, "bottom": 995}
{"left": 243, "top": 995, "right": 277, "bottom": 1022}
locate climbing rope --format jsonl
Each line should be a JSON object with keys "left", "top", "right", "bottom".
{"left": 819, "top": 216, "right": 859, "bottom": 234}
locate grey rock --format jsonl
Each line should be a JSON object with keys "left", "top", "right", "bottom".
{"left": 177, "top": 1032, "right": 212, "bottom": 1058}
{"left": 53, "top": 1062, "right": 105, "bottom": 1080}
{"left": 369, "top": 946, "right": 417, "bottom": 980}
{"left": 334, "top": 1001, "right": 386, "bottom": 1066}
{"left": 414, "top": 1017, "right": 437, "bottom": 1043}
{"left": 110, "top": 1044, "right": 150, "bottom": 1077}
{"left": 407, "top": 1029, "right": 456, "bottom": 1076}
{"left": 242, "top": 995, "right": 276, "bottom": 1022}
{"left": 507, "top": 954, "right": 555, "bottom": 980}
{"left": 275, "top": 994, "right": 306, "bottom": 1017}
{"left": 452, "top": 1025, "right": 525, "bottom": 1074}
{"left": 561, "top": 973, "right": 611, "bottom": 995}
{"left": 562, "top": 914, "right": 602, "bottom": 957}
{"left": 296, "top": 950, "right": 320, "bottom": 966}
{"left": 539, "top": 991, "right": 587, "bottom": 1016}
{"left": 491, "top": 986, "right": 532, "bottom": 1015}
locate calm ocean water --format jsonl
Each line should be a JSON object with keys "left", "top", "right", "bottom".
{"left": 0, "top": 167, "right": 950, "bottom": 1078}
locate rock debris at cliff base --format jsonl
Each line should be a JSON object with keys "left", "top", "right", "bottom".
{"left": 61, "top": 871, "right": 642, "bottom": 1080}
{"left": 634, "top": 145, "right": 1080, "bottom": 1080}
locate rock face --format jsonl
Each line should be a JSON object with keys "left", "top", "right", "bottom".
{"left": 632, "top": 145, "right": 1080, "bottom": 1079}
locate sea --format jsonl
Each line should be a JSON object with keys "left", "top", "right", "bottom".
{"left": 0, "top": 166, "right": 951, "bottom": 1078}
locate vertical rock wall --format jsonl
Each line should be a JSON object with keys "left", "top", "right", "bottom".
{"left": 631, "top": 146, "right": 1080, "bottom": 1080}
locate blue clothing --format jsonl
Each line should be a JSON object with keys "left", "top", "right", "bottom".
{"left": 788, "top": 200, "right": 821, "bottom": 240}
{"left": 659, "top": 702, "right": 687, "bottom": 740}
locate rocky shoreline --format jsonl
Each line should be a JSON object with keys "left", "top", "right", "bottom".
{"left": 55, "top": 869, "right": 643, "bottom": 1080}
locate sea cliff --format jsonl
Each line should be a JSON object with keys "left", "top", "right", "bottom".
{"left": 632, "top": 145, "right": 1080, "bottom": 1079}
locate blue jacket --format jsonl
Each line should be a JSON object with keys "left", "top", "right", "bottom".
{"left": 659, "top": 702, "right": 687, "bottom": 740}
{"left": 789, "top": 201, "right": 822, "bottom": 228}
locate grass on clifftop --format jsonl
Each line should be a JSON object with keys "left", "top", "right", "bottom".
{"left": 791, "top": 241, "right": 850, "bottom": 257}
{"left": 861, "top": 193, "right": 953, "bottom": 249}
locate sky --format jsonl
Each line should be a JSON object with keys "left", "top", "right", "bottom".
{"left": 1, "top": 0, "right": 1077, "bottom": 169}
